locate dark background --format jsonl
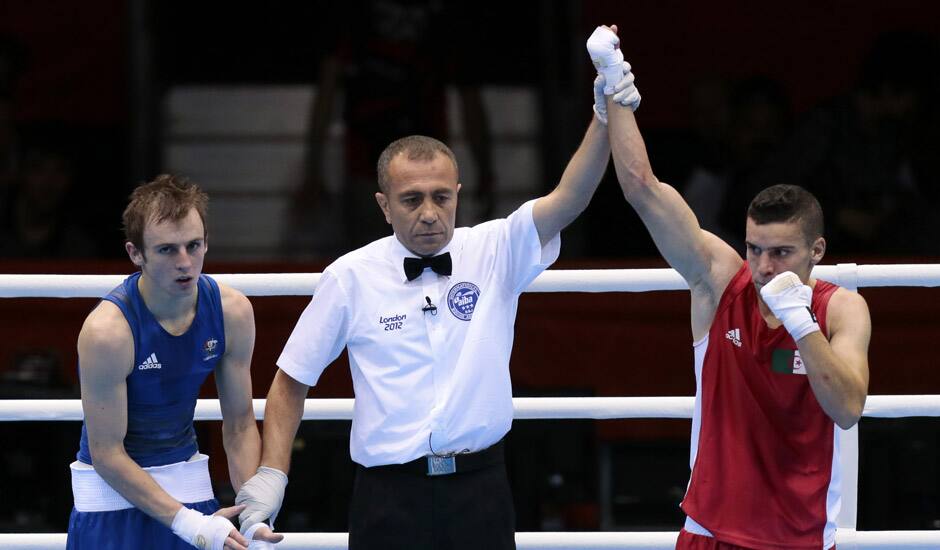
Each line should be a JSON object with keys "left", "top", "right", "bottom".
{"left": 1, "top": 0, "right": 939, "bottom": 537}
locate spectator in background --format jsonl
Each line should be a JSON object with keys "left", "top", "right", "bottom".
{"left": 581, "top": 75, "right": 793, "bottom": 258}
{"left": 681, "top": 77, "right": 793, "bottom": 245}
{"left": 754, "top": 31, "right": 940, "bottom": 255}
{"left": 0, "top": 95, "right": 17, "bottom": 203}
{"left": 285, "top": 0, "right": 494, "bottom": 258}
{"left": 0, "top": 34, "right": 26, "bottom": 97}
{"left": 0, "top": 35, "right": 25, "bottom": 220}
{"left": 0, "top": 135, "right": 99, "bottom": 258}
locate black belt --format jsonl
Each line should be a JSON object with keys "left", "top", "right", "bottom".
{"left": 366, "top": 439, "right": 505, "bottom": 477}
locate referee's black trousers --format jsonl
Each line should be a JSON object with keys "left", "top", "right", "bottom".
{"left": 348, "top": 447, "right": 516, "bottom": 550}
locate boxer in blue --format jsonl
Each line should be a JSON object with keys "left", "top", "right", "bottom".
{"left": 66, "top": 175, "right": 281, "bottom": 550}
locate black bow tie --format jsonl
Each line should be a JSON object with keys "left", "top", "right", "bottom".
{"left": 404, "top": 252, "right": 452, "bottom": 281}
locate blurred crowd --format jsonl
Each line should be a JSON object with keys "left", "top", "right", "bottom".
{"left": 673, "top": 32, "right": 940, "bottom": 256}
{"left": 2, "top": 8, "right": 939, "bottom": 261}
{"left": 0, "top": 33, "right": 125, "bottom": 260}
{"left": 0, "top": 2, "right": 938, "bottom": 535}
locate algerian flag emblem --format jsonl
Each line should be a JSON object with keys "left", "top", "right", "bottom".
{"left": 771, "top": 349, "right": 807, "bottom": 375}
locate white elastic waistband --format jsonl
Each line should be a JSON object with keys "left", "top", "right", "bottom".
{"left": 70, "top": 454, "right": 215, "bottom": 512}
{"left": 683, "top": 515, "right": 714, "bottom": 537}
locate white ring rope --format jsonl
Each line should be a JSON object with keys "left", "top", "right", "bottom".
{"left": 1, "top": 263, "right": 939, "bottom": 298}
{"left": 2, "top": 395, "right": 940, "bottom": 422}
{"left": 2, "top": 265, "right": 938, "bottom": 549}
{"left": 3, "top": 529, "right": 940, "bottom": 550}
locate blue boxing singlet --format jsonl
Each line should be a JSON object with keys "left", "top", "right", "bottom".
{"left": 76, "top": 272, "right": 226, "bottom": 468}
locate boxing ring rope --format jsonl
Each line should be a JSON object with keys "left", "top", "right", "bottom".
{"left": 3, "top": 395, "right": 940, "bottom": 422}
{"left": 3, "top": 263, "right": 940, "bottom": 298}
{"left": 1, "top": 264, "right": 939, "bottom": 550}
{"left": 5, "top": 530, "right": 940, "bottom": 550}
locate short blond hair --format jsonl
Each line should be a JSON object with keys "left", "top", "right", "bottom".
{"left": 123, "top": 174, "right": 208, "bottom": 253}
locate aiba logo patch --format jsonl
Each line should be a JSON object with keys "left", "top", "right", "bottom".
{"left": 447, "top": 282, "right": 480, "bottom": 321}
{"left": 203, "top": 337, "right": 220, "bottom": 361}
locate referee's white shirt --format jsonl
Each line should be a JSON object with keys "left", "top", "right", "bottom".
{"left": 277, "top": 199, "right": 560, "bottom": 467}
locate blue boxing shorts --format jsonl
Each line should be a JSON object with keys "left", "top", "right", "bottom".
{"left": 66, "top": 454, "right": 219, "bottom": 549}
{"left": 66, "top": 499, "right": 219, "bottom": 550}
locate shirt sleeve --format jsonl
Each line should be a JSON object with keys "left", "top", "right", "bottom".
{"left": 276, "top": 269, "right": 350, "bottom": 386}
{"left": 502, "top": 199, "right": 561, "bottom": 294}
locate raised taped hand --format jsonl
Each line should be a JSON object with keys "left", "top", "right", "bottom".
{"left": 586, "top": 26, "right": 624, "bottom": 94}
{"left": 759, "top": 271, "right": 820, "bottom": 341}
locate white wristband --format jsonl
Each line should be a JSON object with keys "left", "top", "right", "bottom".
{"left": 781, "top": 306, "right": 820, "bottom": 341}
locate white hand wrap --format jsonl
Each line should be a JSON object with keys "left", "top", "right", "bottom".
{"left": 593, "top": 74, "right": 608, "bottom": 124}
{"left": 236, "top": 466, "right": 288, "bottom": 534}
{"left": 586, "top": 26, "right": 624, "bottom": 94}
{"left": 171, "top": 506, "right": 236, "bottom": 550}
{"left": 245, "top": 522, "right": 279, "bottom": 549}
{"left": 759, "top": 271, "right": 820, "bottom": 341}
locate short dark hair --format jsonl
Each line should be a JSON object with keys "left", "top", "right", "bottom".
{"left": 376, "top": 135, "right": 458, "bottom": 193}
{"left": 747, "top": 184, "right": 824, "bottom": 242}
{"left": 123, "top": 174, "right": 209, "bottom": 253}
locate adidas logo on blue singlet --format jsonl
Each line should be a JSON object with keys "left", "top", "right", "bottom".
{"left": 137, "top": 353, "right": 162, "bottom": 370}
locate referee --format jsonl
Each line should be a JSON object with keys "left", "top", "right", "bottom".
{"left": 236, "top": 70, "right": 638, "bottom": 548}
